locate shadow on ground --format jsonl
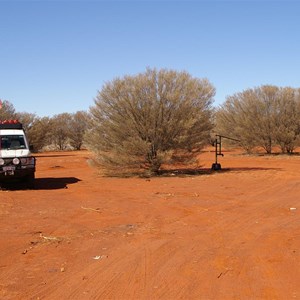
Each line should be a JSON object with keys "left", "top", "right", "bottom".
{"left": 0, "top": 177, "right": 81, "bottom": 191}
{"left": 157, "top": 167, "right": 282, "bottom": 177}
{"left": 34, "top": 177, "right": 81, "bottom": 190}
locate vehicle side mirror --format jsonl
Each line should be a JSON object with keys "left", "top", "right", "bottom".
{"left": 29, "top": 145, "right": 34, "bottom": 151}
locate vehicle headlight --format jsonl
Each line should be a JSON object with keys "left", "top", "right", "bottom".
{"left": 0, "top": 158, "right": 4, "bottom": 165}
{"left": 21, "top": 158, "right": 27, "bottom": 164}
{"left": 13, "top": 158, "right": 20, "bottom": 165}
{"left": 20, "top": 157, "right": 35, "bottom": 165}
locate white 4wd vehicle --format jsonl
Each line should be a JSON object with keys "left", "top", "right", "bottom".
{"left": 0, "top": 120, "right": 36, "bottom": 187}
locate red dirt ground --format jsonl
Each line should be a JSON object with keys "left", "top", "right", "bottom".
{"left": 0, "top": 149, "right": 300, "bottom": 300}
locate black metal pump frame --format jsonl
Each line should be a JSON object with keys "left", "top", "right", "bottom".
{"left": 212, "top": 135, "right": 240, "bottom": 170}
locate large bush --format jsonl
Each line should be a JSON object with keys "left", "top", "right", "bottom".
{"left": 85, "top": 68, "right": 215, "bottom": 176}
{"left": 216, "top": 86, "right": 300, "bottom": 153}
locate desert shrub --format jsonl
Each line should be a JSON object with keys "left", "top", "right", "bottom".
{"left": 68, "top": 111, "right": 89, "bottom": 150}
{"left": 273, "top": 88, "right": 300, "bottom": 153}
{"left": 216, "top": 85, "right": 300, "bottom": 154}
{"left": 85, "top": 68, "right": 215, "bottom": 176}
{"left": 26, "top": 117, "right": 52, "bottom": 151}
{"left": 17, "top": 112, "right": 38, "bottom": 146}
{"left": 48, "top": 113, "right": 73, "bottom": 150}
{"left": 0, "top": 100, "right": 17, "bottom": 120}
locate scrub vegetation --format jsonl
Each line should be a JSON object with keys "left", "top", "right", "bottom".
{"left": 85, "top": 68, "right": 215, "bottom": 176}
{"left": 1, "top": 68, "right": 300, "bottom": 176}
{"left": 215, "top": 86, "right": 300, "bottom": 154}
{"left": 0, "top": 100, "right": 89, "bottom": 152}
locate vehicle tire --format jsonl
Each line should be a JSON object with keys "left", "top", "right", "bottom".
{"left": 25, "top": 173, "right": 35, "bottom": 189}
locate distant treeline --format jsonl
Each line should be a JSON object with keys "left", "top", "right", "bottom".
{"left": 0, "top": 100, "right": 89, "bottom": 151}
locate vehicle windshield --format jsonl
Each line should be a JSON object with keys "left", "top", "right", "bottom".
{"left": 0, "top": 135, "right": 27, "bottom": 150}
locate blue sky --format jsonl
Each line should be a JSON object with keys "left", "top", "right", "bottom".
{"left": 0, "top": 0, "right": 299, "bottom": 117}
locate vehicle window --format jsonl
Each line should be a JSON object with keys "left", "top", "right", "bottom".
{"left": 0, "top": 135, "right": 26, "bottom": 150}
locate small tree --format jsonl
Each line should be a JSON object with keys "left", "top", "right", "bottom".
{"left": 17, "top": 112, "right": 38, "bottom": 146}
{"left": 216, "top": 86, "right": 278, "bottom": 153}
{"left": 0, "top": 100, "right": 17, "bottom": 120}
{"left": 216, "top": 85, "right": 300, "bottom": 154}
{"left": 273, "top": 88, "right": 300, "bottom": 153}
{"left": 85, "top": 68, "right": 215, "bottom": 176}
{"left": 49, "top": 113, "right": 72, "bottom": 150}
{"left": 69, "top": 111, "right": 89, "bottom": 150}
{"left": 26, "top": 117, "right": 52, "bottom": 151}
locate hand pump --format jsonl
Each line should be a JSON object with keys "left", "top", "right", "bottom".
{"left": 211, "top": 135, "right": 240, "bottom": 170}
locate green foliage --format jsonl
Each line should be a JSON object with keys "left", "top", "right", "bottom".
{"left": 85, "top": 68, "right": 215, "bottom": 176}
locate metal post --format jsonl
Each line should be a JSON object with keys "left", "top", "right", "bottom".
{"left": 211, "top": 134, "right": 240, "bottom": 171}
{"left": 215, "top": 137, "right": 218, "bottom": 165}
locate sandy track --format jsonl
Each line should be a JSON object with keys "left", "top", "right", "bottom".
{"left": 0, "top": 149, "right": 299, "bottom": 299}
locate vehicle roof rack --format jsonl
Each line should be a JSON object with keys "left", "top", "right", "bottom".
{"left": 0, "top": 120, "right": 23, "bottom": 129}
